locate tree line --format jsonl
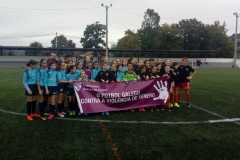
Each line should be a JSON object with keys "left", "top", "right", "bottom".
{"left": 28, "top": 8, "right": 237, "bottom": 58}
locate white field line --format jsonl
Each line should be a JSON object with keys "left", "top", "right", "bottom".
{"left": 191, "top": 104, "right": 240, "bottom": 126}
{"left": 0, "top": 108, "right": 240, "bottom": 125}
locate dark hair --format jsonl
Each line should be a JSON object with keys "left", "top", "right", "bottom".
{"left": 40, "top": 58, "right": 47, "bottom": 67}
{"left": 26, "top": 59, "right": 38, "bottom": 67}
{"left": 48, "top": 62, "right": 57, "bottom": 70}
{"left": 172, "top": 62, "right": 178, "bottom": 67}
{"left": 76, "top": 62, "right": 81, "bottom": 67}
{"left": 127, "top": 58, "right": 133, "bottom": 64}
{"left": 140, "top": 65, "right": 146, "bottom": 70}
{"left": 67, "top": 65, "right": 76, "bottom": 73}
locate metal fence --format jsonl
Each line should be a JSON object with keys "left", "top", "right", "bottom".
{"left": 0, "top": 46, "right": 217, "bottom": 59}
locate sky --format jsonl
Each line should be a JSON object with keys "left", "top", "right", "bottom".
{"left": 0, "top": 0, "right": 239, "bottom": 47}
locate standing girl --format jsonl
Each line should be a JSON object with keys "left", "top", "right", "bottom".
{"left": 37, "top": 59, "right": 48, "bottom": 120}
{"left": 66, "top": 65, "right": 81, "bottom": 116}
{"left": 57, "top": 62, "right": 68, "bottom": 118}
{"left": 45, "top": 62, "right": 60, "bottom": 120}
{"left": 23, "top": 60, "right": 39, "bottom": 121}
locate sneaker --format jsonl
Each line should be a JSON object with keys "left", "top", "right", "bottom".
{"left": 26, "top": 115, "right": 33, "bottom": 121}
{"left": 32, "top": 113, "right": 41, "bottom": 118}
{"left": 139, "top": 108, "right": 146, "bottom": 112}
{"left": 68, "top": 111, "right": 74, "bottom": 117}
{"left": 174, "top": 103, "right": 180, "bottom": 108}
{"left": 40, "top": 116, "right": 47, "bottom": 121}
{"left": 43, "top": 113, "right": 49, "bottom": 117}
{"left": 72, "top": 111, "right": 76, "bottom": 116}
{"left": 47, "top": 114, "right": 55, "bottom": 120}
{"left": 61, "top": 112, "right": 67, "bottom": 115}
{"left": 58, "top": 112, "right": 65, "bottom": 118}
{"left": 77, "top": 113, "right": 82, "bottom": 117}
{"left": 186, "top": 103, "right": 192, "bottom": 108}
{"left": 156, "top": 108, "right": 160, "bottom": 112}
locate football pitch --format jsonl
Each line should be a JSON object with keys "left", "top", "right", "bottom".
{"left": 0, "top": 68, "right": 240, "bottom": 160}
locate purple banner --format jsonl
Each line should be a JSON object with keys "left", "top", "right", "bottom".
{"left": 73, "top": 77, "right": 170, "bottom": 114}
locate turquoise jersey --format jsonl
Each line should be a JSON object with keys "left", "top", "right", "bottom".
{"left": 91, "top": 68, "right": 101, "bottom": 80}
{"left": 46, "top": 70, "right": 60, "bottom": 87}
{"left": 122, "top": 66, "right": 128, "bottom": 72}
{"left": 116, "top": 71, "right": 125, "bottom": 81}
{"left": 38, "top": 68, "right": 48, "bottom": 87}
{"left": 76, "top": 69, "right": 81, "bottom": 75}
{"left": 23, "top": 68, "right": 38, "bottom": 86}
{"left": 58, "top": 70, "right": 67, "bottom": 81}
{"left": 66, "top": 72, "right": 80, "bottom": 81}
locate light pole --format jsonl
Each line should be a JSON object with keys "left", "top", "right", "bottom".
{"left": 101, "top": 3, "right": 112, "bottom": 62}
{"left": 55, "top": 32, "right": 58, "bottom": 55}
{"left": 233, "top": 12, "right": 239, "bottom": 68}
{"left": 55, "top": 32, "right": 58, "bottom": 48}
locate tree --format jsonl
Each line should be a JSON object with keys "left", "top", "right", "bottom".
{"left": 116, "top": 30, "right": 141, "bottom": 49}
{"left": 80, "top": 22, "right": 106, "bottom": 49}
{"left": 138, "top": 9, "right": 161, "bottom": 49}
{"left": 51, "top": 35, "right": 76, "bottom": 49}
{"left": 141, "top": 9, "right": 161, "bottom": 30}
{"left": 51, "top": 35, "right": 76, "bottom": 55}
{"left": 158, "top": 24, "right": 183, "bottom": 50}
{"left": 205, "top": 21, "right": 234, "bottom": 57}
{"left": 177, "top": 18, "right": 207, "bottom": 50}
{"left": 30, "top": 41, "right": 43, "bottom": 48}
{"left": 26, "top": 41, "right": 43, "bottom": 56}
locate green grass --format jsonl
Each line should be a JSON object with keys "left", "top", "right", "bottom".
{"left": 0, "top": 68, "right": 240, "bottom": 160}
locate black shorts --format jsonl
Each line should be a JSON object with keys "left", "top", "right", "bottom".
{"left": 39, "top": 86, "right": 46, "bottom": 96}
{"left": 66, "top": 85, "right": 75, "bottom": 96}
{"left": 58, "top": 83, "right": 67, "bottom": 93}
{"left": 25, "top": 84, "right": 38, "bottom": 96}
{"left": 48, "top": 86, "right": 59, "bottom": 96}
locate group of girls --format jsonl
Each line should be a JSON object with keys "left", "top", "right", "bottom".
{"left": 23, "top": 58, "right": 82, "bottom": 121}
{"left": 23, "top": 55, "right": 195, "bottom": 121}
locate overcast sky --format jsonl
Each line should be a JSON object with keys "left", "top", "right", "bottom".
{"left": 0, "top": 0, "right": 239, "bottom": 47}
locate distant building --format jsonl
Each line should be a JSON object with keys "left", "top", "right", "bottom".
{"left": 1, "top": 50, "right": 26, "bottom": 56}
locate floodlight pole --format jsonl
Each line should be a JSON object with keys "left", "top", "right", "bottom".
{"left": 55, "top": 32, "right": 58, "bottom": 48}
{"left": 101, "top": 3, "right": 112, "bottom": 62}
{"left": 233, "top": 12, "right": 239, "bottom": 68}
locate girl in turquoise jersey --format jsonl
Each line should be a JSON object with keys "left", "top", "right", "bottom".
{"left": 116, "top": 65, "right": 126, "bottom": 81}
{"left": 45, "top": 62, "right": 60, "bottom": 120}
{"left": 23, "top": 60, "right": 39, "bottom": 121}
{"left": 91, "top": 62, "right": 101, "bottom": 81}
{"left": 66, "top": 65, "right": 80, "bottom": 116}
{"left": 57, "top": 62, "right": 68, "bottom": 118}
{"left": 37, "top": 59, "right": 48, "bottom": 120}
